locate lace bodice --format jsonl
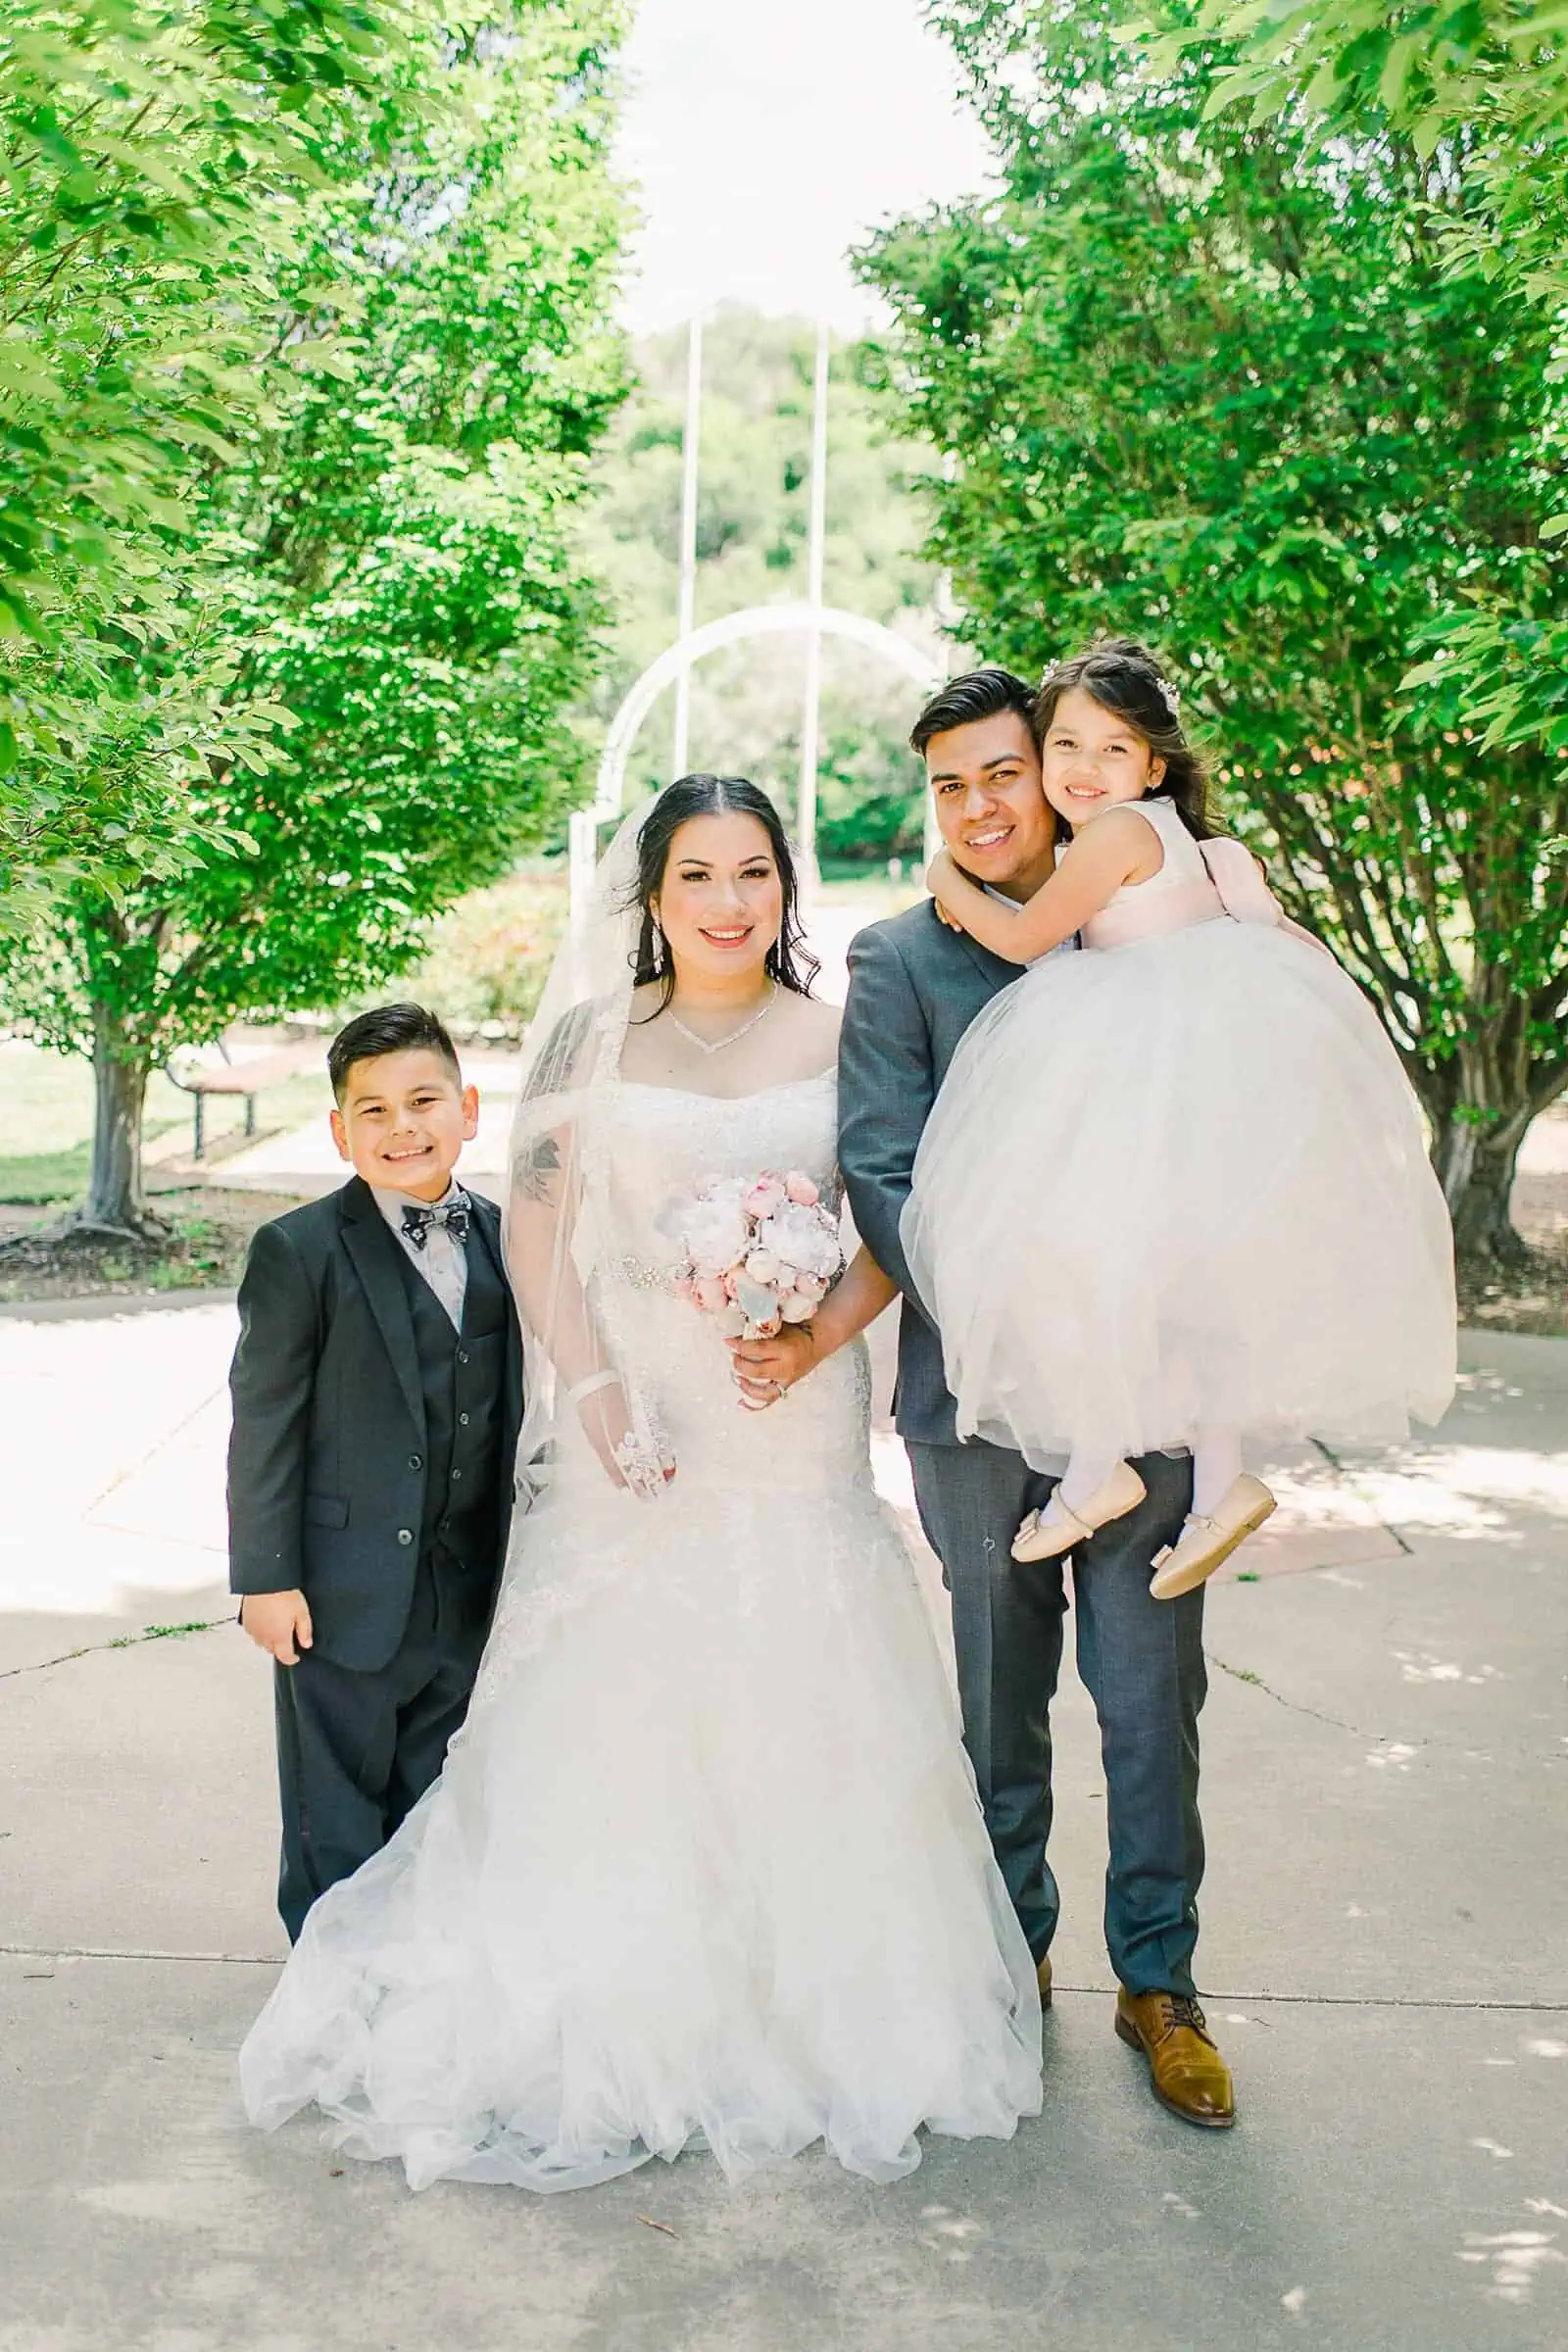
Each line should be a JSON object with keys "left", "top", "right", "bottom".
{"left": 585, "top": 1068, "right": 871, "bottom": 1495}
{"left": 479, "top": 1067, "right": 877, "bottom": 1683}
{"left": 602, "top": 1071, "right": 842, "bottom": 1263}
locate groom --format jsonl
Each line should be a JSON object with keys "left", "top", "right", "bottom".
{"left": 837, "top": 665, "right": 1234, "bottom": 2130}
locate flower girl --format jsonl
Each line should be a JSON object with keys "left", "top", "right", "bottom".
{"left": 901, "top": 639, "right": 1456, "bottom": 1598}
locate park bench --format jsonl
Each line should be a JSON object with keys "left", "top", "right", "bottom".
{"left": 169, "top": 1038, "right": 321, "bottom": 1160}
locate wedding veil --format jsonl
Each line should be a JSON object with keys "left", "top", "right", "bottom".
{"left": 503, "top": 799, "right": 664, "bottom": 1503}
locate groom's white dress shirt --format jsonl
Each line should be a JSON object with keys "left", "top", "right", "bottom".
{"left": 981, "top": 882, "right": 1077, "bottom": 963}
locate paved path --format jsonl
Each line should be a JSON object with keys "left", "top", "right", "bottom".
{"left": 2, "top": 1300, "right": 1565, "bottom": 2349}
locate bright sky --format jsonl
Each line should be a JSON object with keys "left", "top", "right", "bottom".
{"left": 614, "top": 0, "right": 996, "bottom": 335}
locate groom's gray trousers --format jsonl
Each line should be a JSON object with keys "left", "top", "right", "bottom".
{"left": 906, "top": 1439, "right": 1205, "bottom": 1994}
{"left": 839, "top": 902, "right": 1208, "bottom": 1996}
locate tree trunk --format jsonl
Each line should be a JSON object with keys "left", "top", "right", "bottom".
{"left": 1426, "top": 1101, "right": 1533, "bottom": 1269}
{"left": 81, "top": 1004, "right": 154, "bottom": 1235}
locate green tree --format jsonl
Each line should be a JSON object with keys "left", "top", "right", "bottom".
{"left": 861, "top": 1, "right": 1568, "bottom": 1265}
{"left": 0, "top": 0, "right": 421, "bottom": 924}
{"left": 576, "top": 309, "right": 946, "bottom": 853}
{"left": 1129, "top": 0, "right": 1568, "bottom": 317}
{"left": 3, "top": 0, "right": 627, "bottom": 1232}
{"left": 1120, "top": 2, "right": 1568, "bottom": 759}
{"left": 1133, "top": 1, "right": 1568, "bottom": 146}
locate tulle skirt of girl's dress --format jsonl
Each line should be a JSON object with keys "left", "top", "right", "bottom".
{"left": 902, "top": 921, "right": 1457, "bottom": 1470}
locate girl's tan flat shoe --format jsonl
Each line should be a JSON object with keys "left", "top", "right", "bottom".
{"left": 1150, "top": 1475, "right": 1277, "bottom": 1600}
{"left": 1012, "top": 1461, "right": 1148, "bottom": 1562}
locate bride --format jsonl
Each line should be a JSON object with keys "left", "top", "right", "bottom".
{"left": 239, "top": 774, "right": 1043, "bottom": 2192}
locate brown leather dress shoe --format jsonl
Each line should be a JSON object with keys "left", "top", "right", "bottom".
{"left": 1115, "top": 1987, "right": 1235, "bottom": 2129}
{"left": 1037, "top": 1954, "right": 1053, "bottom": 2009}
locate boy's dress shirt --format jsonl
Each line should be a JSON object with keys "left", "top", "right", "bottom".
{"left": 372, "top": 1180, "right": 470, "bottom": 1330}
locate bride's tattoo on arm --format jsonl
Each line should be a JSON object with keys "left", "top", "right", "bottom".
{"left": 522, "top": 1003, "right": 595, "bottom": 1102}
{"left": 514, "top": 1133, "right": 561, "bottom": 1203}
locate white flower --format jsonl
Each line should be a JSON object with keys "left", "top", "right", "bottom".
{"left": 759, "top": 1200, "right": 842, "bottom": 1283}
{"left": 680, "top": 1192, "right": 750, "bottom": 1277}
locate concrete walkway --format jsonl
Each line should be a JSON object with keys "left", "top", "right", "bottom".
{"left": 2, "top": 1300, "right": 1565, "bottom": 2350}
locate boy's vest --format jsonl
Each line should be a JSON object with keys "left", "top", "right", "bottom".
{"left": 394, "top": 1225, "right": 509, "bottom": 1571}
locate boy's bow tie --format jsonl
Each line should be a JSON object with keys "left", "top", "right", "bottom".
{"left": 401, "top": 1198, "right": 470, "bottom": 1250}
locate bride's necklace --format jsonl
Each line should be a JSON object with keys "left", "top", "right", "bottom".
{"left": 667, "top": 980, "right": 776, "bottom": 1056}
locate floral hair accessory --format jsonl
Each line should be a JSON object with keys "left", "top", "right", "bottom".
{"left": 1154, "top": 673, "right": 1182, "bottom": 719}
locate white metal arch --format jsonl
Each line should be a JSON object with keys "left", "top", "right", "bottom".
{"left": 568, "top": 602, "right": 945, "bottom": 922}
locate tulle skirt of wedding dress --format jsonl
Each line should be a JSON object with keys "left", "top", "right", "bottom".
{"left": 902, "top": 920, "right": 1457, "bottom": 1471}
{"left": 239, "top": 1356, "right": 1043, "bottom": 2193}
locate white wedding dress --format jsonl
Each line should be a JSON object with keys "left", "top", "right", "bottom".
{"left": 240, "top": 1069, "right": 1043, "bottom": 2192}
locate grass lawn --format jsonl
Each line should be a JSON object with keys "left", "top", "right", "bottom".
{"left": 0, "top": 1040, "right": 334, "bottom": 1203}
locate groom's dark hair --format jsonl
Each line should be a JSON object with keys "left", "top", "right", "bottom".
{"left": 909, "top": 666, "right": 1036, "bottom": 758}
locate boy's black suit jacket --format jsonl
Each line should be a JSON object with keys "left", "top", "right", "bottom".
{"left": 226, "top": 1175, "right": 524, "bottom": 1672}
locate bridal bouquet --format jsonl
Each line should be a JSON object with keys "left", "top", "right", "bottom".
{"left": 670, "top": 1171, "right": 844, "bottom": 1341}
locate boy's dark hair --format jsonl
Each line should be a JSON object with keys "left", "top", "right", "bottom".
{"left": 908, "top": 666, "right": 1036, "bottom": 759}
{"left": 1034, "top": 637, "right": 1212, "bottom": 841}
{"left": 328, "top": 1004, "right": 462, "bottom": 1103}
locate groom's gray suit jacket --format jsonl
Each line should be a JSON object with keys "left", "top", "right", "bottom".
{"left": 838, "top": 899, "right": 1026, "bottom": 1445}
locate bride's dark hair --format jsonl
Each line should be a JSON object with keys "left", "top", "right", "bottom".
{"left": 628, "top": 774, "right": 820, "bottom": 1005}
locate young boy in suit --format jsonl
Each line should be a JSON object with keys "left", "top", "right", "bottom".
{"left": 228, "top": 1003, "right": 523, "bottom": 1941}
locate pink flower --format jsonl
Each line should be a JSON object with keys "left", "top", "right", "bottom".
{"left": 712, "top": 1300, "right": 748, "bottom": 1340}
{"left": 784, "top": 1172, "right": 819, "bottom": 1206}
{"left": 745, "top": 1249, "right": 780, "bottom": 1285}
{"left": 780, "top": 1291, "right": 815, "bottom": 1323}
{"left": 722, "top": 1269, "right": 741, "bottom": 1300}
{"left": 743, "top": 1174, "right": 787, "bottom": 1221}
{"left": 692, "top": 1273, "right": 728, "bottom": 1313}
{"left": 793, "top": 1271, "right": 827, "bottom": 1304}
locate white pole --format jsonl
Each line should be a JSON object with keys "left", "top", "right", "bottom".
{"left": 797, "top": 320, "right": 830, "bottom": 892}
{"left": 925, "top": 448, "right": 960, "bottom": 870}
{"left": 671, "top": 314, "right": 703, "bottom": 780}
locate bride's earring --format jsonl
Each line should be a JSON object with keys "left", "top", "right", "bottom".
{"left": 650, "top": 914, "right": 665, "bottom": 972}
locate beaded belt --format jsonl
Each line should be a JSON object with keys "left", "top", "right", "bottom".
{"left": 606, "top": 1252, "right": 680, "bottom": 1293}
